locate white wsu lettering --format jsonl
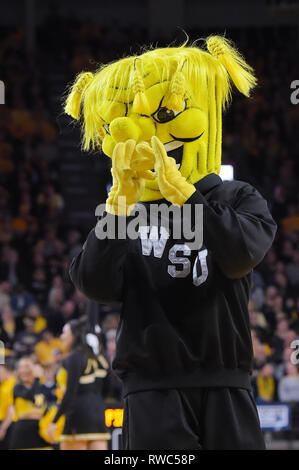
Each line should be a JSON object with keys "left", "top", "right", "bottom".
{"left": 139, "top": 226, "right": 208, "bottom": 286}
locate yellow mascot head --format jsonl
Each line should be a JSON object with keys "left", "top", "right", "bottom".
{"left": 65, "top": 36, "right": 256, "bottom": 201}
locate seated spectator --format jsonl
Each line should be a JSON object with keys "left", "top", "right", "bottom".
{"left": 72, "top": 289, "right": 87, "bottom": 317}
{"left": 37, "top": 185, "right": 64, "bottom": 217}
{"left": 46, "top": 286, "right": 65, "bottom": 335}
{"left": 251, "top": 271, "right": 265, "bottom": 310}
{"left": 10, "top": 283, "right": 35, "bottom": 315}
{"left": 0, "top": 248, "right": 28, "bottom": 289}
{"left": 259, "top": 251, "right": 277, "bottom": 285}
{"left": 30, "top": 268, "right": 48, "bottom": 307}
{"left": 278, "top": 363, "right": 299, "bottom": 403}
{"left": 34, "top": 329, "right": 64, "bottom": 366}
{"left": 0, "top": 304, "right": 19, "bottom": 348}
{"left": 13, "top": 318, "right": 39, "bottom": 358}
{"left": 61, "top": 300, "right": 76, "bottom": 323}
{"left": 42, "top": 364, "right": 57, "bottom": 404}
{"left": 251, "top": 328, "right": 272, "bottom": 366}
{"left": 261, "top": 285, "right": 278, "bottom": 334}
{"left": 248, "top": 300, "right": 268, "bottom": 333}
{"left": 252, "top": 363, "right": 278, "bottom": 404}
{"left": 67, "top": 230, "right": 82, "bottom": 259}
{"left": 281, "top": 239, "right": 295, "bottom": 263}
{"left": 276, "top": 319, "right": 292, "bottom": 344}
{"left": 25, "top": 303, "right": 47, "bottom": 334}
{"left": 275, "top": 347, "right": 294, "bottom": 381}
{"left": 105, "top": 329, "right": 117, "bottom": 366}
{"left": 284, "top": 330, "right": 298, "bottom": 350}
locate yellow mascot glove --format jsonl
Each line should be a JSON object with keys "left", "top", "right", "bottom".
{"left": 136, "top": 136, "right": 196, "bottom": 206}
{"left": 106, "top": 139, "right": 154, "bottom": 216}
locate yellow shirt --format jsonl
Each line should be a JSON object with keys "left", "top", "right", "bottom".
{"left": 13, "top": 379, "right": 47, "bottom": 420}
{"left": 35, "top": 338, "right": 64, "bottom": 365}
{"left": 0, "top": 376, "right": 16, "bottom": 421}
{"left": 256, "top": 375, "right": 275, "bottom": 401}
{"left": 34, "top": 316, "right": 47, "bottom": 334}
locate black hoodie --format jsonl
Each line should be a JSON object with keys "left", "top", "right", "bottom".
{"left": 69, "top": 174, "right": 277, "bottom": 396}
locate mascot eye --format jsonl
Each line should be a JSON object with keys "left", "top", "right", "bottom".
{"left": 153, "top": 101, "right": 186, "bottom": 123}
{"left": 104, "top": 124, "right": 110, "bottom": 135}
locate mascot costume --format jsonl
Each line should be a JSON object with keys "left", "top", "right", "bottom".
{"left": 64, "top": 36, "right": 276, "bottom": 449}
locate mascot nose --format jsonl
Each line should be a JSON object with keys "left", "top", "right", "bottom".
{"left": 109, "top": 117, "right": 141, "bottom": 143}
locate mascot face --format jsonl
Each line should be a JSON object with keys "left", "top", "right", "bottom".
{"left": 66, "top": 40, "right": 256, "bottom": 201}
{"left": 99, "top": 67, "right": 210, "bottom": 200}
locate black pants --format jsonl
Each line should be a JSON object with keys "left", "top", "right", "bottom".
{"left": 122, "top": 388, "right": 265, "bottom": 450}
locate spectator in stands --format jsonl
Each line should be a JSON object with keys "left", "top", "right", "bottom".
{"left": 35, "top": 329, "right": 64, "bottom": 365}
{"left": 278, "top": 363, "right": 299, "bottom": 403}
{"left": 275, "top": 347, "right": 294, "bottom": 382}
{"left": 252, "top": 363, "right": 278, "bottom": 404}
{"left": 10, "top": 284, "right": 34, "bottom": 316}
{"left": 105, "top": 329, "right": 117, "bottom": 366}
{"left": 37, "top": 185, "right": 64, "bottom": 218}
{"left": 25, "top": 303, "right": 47, "bottom": 334}
{"left": 13, "top": 318, "right": 39, "bottom": 358}
{"left": 42, "top": 364, "right": 57, "bottom": 404}
{"left": 67, "top": 230, "right": 82, "bottom": 259}
{"left": 30, "top": 268, "right": 48, "bottom": 307}
{"left": 0, "top": 248, "right": 27, "bottom": 288}
{"left": 0, "top": 304, "right": 19, "bottom": 349}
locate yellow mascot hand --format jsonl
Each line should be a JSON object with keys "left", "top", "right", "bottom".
{"left": 106, "top": 139, "right": 154, "bottom": 216}
{"left": 136, "top": 136, "right": 196, "bottom": 207}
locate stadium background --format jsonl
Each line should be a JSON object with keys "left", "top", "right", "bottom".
{"left": 1, "top": 0, "right": 299, "bottom": 450}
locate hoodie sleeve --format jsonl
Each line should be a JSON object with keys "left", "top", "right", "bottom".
{"left": 187, "top": 182, "right": 277, "bottom": 279}
{"left": 69, "top": 213, "right": 130, "bottom": 303}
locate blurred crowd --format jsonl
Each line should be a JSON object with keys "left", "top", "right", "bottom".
{"left": 0, "top": 11, "right": 299, "bottom": 432}
{"left": 220, "top": 26, "right": 299, "bottom": 410}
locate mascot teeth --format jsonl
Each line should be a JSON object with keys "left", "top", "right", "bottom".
{"left": 163, "top": 141, "right": 184, "bottom": 152}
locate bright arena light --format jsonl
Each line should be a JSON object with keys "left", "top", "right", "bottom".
{"left": 220, "top": 164, "right": 234, "bottom": 181}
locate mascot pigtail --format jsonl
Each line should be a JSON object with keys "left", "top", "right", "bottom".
{"left": 132, "top": 59, "right": 150, "bottom": 115}
{"left": 166, "top": 59, "right": 186, "bottom": 112}
{"left": 206, "top": 36, "right": 256, "bottom": 101}
{"left": 65, "top": 71, "right": 94, "bottom": 120}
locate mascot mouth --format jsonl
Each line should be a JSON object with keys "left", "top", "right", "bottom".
{"left": 169, "top": 132, "right": 204, "bottom": 143}
{"left": 163, "top": 132, "right": 204, "bottom": 169}
{"left": 167, "top": 144, "right": 184, "bottom": 169}
{"left": 152, "top": 144, "right": 183, "bottom": 175}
